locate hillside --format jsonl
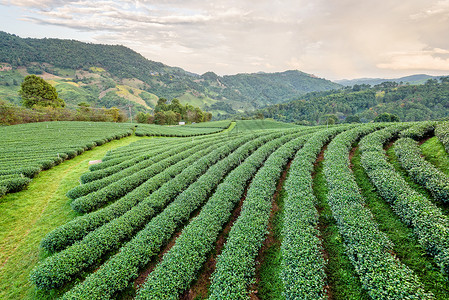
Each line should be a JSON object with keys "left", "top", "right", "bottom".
{"left": 256, "top": 78, "right": 449, "bottom": 124}
{"left": 0, "top": 31, "right": 341, "bottom": 116}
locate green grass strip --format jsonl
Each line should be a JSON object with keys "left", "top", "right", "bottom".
{"left": 421, "top": 137, "right": 449, "bottom": 176}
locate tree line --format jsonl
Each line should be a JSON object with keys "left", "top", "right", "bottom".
{"left": 136, "top": 98, "right": 212, "bottom": 125}
{"left": 0, "top": 74, "right": 212, "bottom": 126}
{"left": 255, "top": 77, "right": 449, "bottom": 125}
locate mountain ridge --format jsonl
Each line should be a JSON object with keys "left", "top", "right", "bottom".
{"left": 0, "top": 31, "right": 340, "bottom": 116}
{"left": 335, "top": 74, "right": 446, "bottom": 86}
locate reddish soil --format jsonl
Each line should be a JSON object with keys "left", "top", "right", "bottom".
{"left": 134, "top": 207, "right": 204, "bottom": 290}
{"left": 248, "top": 160, "right": 293, "bottom": 299}
{"left": 384, "top": 140, "right": 395, "bottom": 151}
{"left": 313, "top": 144, "right": 333, "bottom": 300}
{"left": 349, "top": 145, "right": 357, "bottom": 170}
{"left": 418, "top": 135, "right": 433, "bottom": 145}
{"left": 133, "top": 229, "right": 183, "bottom": 290}
{"left": 315, "top": 144, "right": 328, "bottom": 165}
{"left": 180, "top": 184, "right": 250, "bottom": 300}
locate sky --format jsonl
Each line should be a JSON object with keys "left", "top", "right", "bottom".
{"left": 1, "top": 0, "right": 449, "bottom": 80}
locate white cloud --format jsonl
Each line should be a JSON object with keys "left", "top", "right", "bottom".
{"left": 1, "top": 0, "right": 449, "bottom": 79}
{"left": 378, "top": 48, "right": 449, "bottom": 71}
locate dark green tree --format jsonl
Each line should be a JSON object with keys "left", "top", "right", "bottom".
{"left": 19, "top": 75, "right": 65, "bottom": 108}
{"left": 154, "top": 111, "right": 166, "bottom": 125}
{"left": 345, "top": 115, "right": 361, "bottom": 123}
{"left": 154, "top": 98, "right": 168, "bottom": 113}
{"left": 374, "top": 112, "right": 400, "bottom": 122}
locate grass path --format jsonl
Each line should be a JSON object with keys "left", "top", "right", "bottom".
{"left": 420, "top": 136, "right": 449, "bottom": 175}
{"left": 0, "top": 135, "right": 147, "bottom": 300}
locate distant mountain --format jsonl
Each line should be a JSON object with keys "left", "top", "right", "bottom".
{"left": 0, "top": 31, "right": 341, "bottom": 116}
{"left": 336, "top": 74, "right": 446, "bottom": 87}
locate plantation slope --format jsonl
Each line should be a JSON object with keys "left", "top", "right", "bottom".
{"left": 0, "top": 135, "right": 147, "bottom": 300}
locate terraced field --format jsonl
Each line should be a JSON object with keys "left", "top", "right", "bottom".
{"left": 1, "top": 120, "right": 449, "bottom": 299}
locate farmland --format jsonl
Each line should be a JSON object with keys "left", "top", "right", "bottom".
{"left": 1, "top": 120, "right": 449, "bottom": 299}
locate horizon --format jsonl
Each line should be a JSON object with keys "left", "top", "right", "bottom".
{"left": 1, "top": 1, "right": 449, "bottom": 81}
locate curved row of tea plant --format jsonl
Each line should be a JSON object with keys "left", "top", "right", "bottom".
{"left": 30, "top": 133, "right": 271, "bottom": 290}
{"left": 231, "top": 119, "right": 299, "bottom": 132}
{"left": 359, "top": 126, "right": 449, "bottom": 276}
{"left": 280, "top": 127, "right": 346, "bottom": 299}
{"left": 41, "top": 139, "right": 229, "bottom": 253}
{"left": 135, "top": 123, "right": 228, "bottom": 137}
{"left": 135, "top": 133, "right": 310, "bottom": 299}
{"left": 68, "top": 136, "right": 233, "bottom": 213}
{"left": 80, "top": 133, "right": 232, "bottom": 184}
{"left": 208, "top": 132, "right": 313, "bottom": 299}
{"left": 60, "top": 131, "right": 297, "bottom": 298}
{"left": 187, "top": 120, "right": 231, "bottom": 128}
{"left": 94, "top": 137, "right": 194, "bottom": 166}
{"left": 0, "top": 121, "right": 133, "bottom": 195}
{"left": 80, "top": 143, "right": 190, "bottom": 183}
{"left": 0, "top": 174, "right": 31, "bottom": 197}
{"left": 395, "top": 137, "right": 449, "bottom": 203}
{"left": 399, "top": 121, "right": 436, "bottom": 139}
{"left": 324, "top": 125, "right": 431, "bottom": 299}
{"left": 67, "top": 135, "right": 228, "bottom": 201}
{"left": 436, "top": 121, "right": 449, "bottom": 153}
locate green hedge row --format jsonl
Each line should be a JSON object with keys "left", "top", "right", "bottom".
{"left": 80, "top": 145, "right": 185, "bottom": 183}
{"left": 59, "top": 131, "right": 292, "bottom": 298}
{"left": 0, "top": 175, "right": 32, "bottom": 196}
{"left": 436, "top": 121, "right": 449, "bottom": 153}
{"left": 102, "top": 137, "right": 176, "bottom": 158}
{"left": 399, "top": 121, "right": 436, "bottom": 139}
{"left": 208, "top": 133, "right": 312, "bottom": 299}
{"left": 324, "top": 125, "right": 431, "bottom": 299}
{"left": 40, "top": 139, "right": 228, "bottom": 253}
{"left": 135, "top": 133, "right": 307, "bottom": 299}
{"left": 135, "top": 124, "right": 226, "bottom": 137}
{"left": 82, "top": 134, "right": 231, "bottom": 183}
{"left": 280, "top": 127, "right": 346, "bottom": 299}
{"left": 0, "top": 121, "right": 134, "bottom": 196}
{"left": 89, "top": 138, "right": 189, "bottom": 170}
{"left": 30, "top": 134, "right": 262, "bottom": 290}
{"left": 360, "top": 126, "right": 449, "bottom": 276}
{"left": 69, "top": 137, "right": 228, "bottom": 213}
{"left": 395, "top": 137, "right": 449, "bottom": 203}
{"left": 67, "top": 137, "right": 221, "bottom": 201}
{"left": 0, "top": 166, "right": 41, "bottom": 179}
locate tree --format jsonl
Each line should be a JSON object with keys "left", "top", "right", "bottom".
{"left": 154, "top": 111, "right": 166, "bottom": 125}
{"left": 204, "top": 112, "right": 212, "bottom": 122}
{"left": 440, "top": 76, "right": 449, "bottom": 84}
{"left": 169, "top": 98, "right": 185, "bottom": 115}
{"left": 165, "top": 110, "right": 178, "bottom": 125}
{"left": 345, "top": 115, "right": 361, "bottom": 123}
{"left": 194, "top": 107, "right": 204, "bottom": 122}
{"left": 19, "top": 75, "right": 65, "bottom": 108}
{"left": 136, "top": 111, "right": 147, "bottom": 123}
{"left": 374, "top": 112, "right": 400, "bottom": 122}
{"left": 105, "top": 107, "right": 121, "bottom": 122}
{"left": 154, "top": 98, "right": 168, "bottom": 113}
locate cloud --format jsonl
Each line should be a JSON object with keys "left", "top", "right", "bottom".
{"left": 1, "top": 0, "right": 449, "bottom": 79}
{"left": 378, "top": 48, "right": 449, "bottom": 71}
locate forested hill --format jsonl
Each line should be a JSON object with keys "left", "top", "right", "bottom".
{"left": 256, "top": 79, "right": 449, "bottom": 124}
{"left": 0, "top": 31, "right": 340, "bottom": 116}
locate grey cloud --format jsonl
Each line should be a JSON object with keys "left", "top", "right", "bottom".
{"left": 2, "top": 0, "right": 449, "bottom": 79}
